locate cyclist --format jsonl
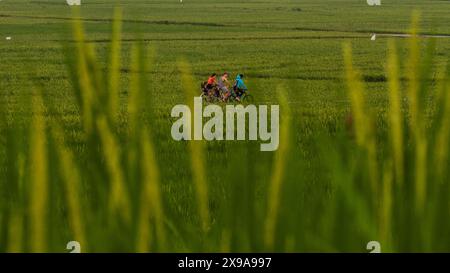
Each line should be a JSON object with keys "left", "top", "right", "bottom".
{"left": 217, "top": 72, "right": 231, "bottom": 101}
{"left": 233, "top": 74, "right": 248, "bottom": 101}
{"left": 206, "top": 73, "right": 219, "bottom": 98}
{"left": 206, "top": 73, "right": 217, "bottom": 88}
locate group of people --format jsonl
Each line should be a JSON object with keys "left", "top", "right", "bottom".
{"left": 201, "top": 72, "right": 248, "bottom": 102}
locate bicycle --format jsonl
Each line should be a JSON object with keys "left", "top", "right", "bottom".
{"left": 226, "top": 89, "right": 253, "bottom": 103}
{"left": 200, "top": 88, "right": 223, "bottom": 103}
{"left": 200, "top": 83, "right": 253, "bottom": 104}
{"left": 200, "top": 81, "right": 222, "bottom": 103}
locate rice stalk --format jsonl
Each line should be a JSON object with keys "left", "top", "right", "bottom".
{"left": 29, "top": 94, "right": 48, "bottom": 253}
{"left": 220, "top": 229, "right": 231, "bottom": 252}
{"left": 387, "top": 40, "right": 404, "bottom": 186}
{"left": 264, "top": 86, "right": 291, "bottom": 250}
{"left": 379, "top": 161, "right": 393, "bottom": 250}
{"left": 126, "top": 44, "right": 144, "bottom": 189}
{"left": 343, "top": 44, "right": 368, "bottom": 147}
{"left": 136, "top": 128, "right": 166, "bottom": 252}
{"left": 7, "top": 152, "right": 25, "bottom": 252}
{"left": 407, "top": 12, "right": 427, "bottom": 211}
{"left": 178, "top": 60, "right": 210, "bottom": 232}
{"left": 343, "top": 44, "right": 379, "bottom": 198}
{"left": 7, "top": 213, "right": 23, "bottom": 253}
{"left": 96, "top": 116, "right": 131, "bottom": 223}
{"left": 108, "top": 7, "right": 122, "bottom": 124}
{"left": 407, "top": 13, "right": 420, "bottom": 134}
{"left": 51, "top": 125, "right": 87, "bottom": 251}
{"left": 434, "top": 66, "right": 450, "bottom": 180}
{"left": 72, "top": 13, "right": 94, "bottom": 134}
{"left": 127, "top": 44, "right": 141, "bottom": 136}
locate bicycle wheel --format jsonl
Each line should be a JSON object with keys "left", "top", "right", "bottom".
{"left": 242, "top": 94, "right": 254, "bottom": 103}
{"left": 200, "top": 93, "right": 210, "bottom": 104}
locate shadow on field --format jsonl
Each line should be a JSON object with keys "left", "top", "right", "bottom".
{"left": 32, "top": 70, "right": 391, "bottom": 83}
{"left": 0, "top": 14, "right": 226, "bottom": 27}
{"left": 3, "top": 13, "right": 450, "bottom": 38}
{"left": 71, "top": 36, "right": 364, "bottom": 44}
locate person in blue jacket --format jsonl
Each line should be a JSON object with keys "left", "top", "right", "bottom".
{"left": 233, "top": 74, "right": 248, "bottom": 101}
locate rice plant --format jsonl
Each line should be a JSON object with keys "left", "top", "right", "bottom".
{"left": 0, "top": 9, "right": 448, "bottom": 253}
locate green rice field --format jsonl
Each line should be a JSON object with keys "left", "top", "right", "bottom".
{"left": 0, "top": 0, "right": 449, "bottom": 252}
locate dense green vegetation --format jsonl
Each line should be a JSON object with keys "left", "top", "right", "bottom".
{"left": 0, "top": 0, "right": 449, "bottom": 252}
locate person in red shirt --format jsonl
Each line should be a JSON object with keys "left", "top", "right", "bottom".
{"left": 206, "top": 73, "right": 217, "bottom": 87}
{"left": 205, "top": 73, "right": 218, "bottom": 97}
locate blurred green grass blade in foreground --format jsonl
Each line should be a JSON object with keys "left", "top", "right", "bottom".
{"left": 0, "top": 10, "right": 448, "bottom": 252}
